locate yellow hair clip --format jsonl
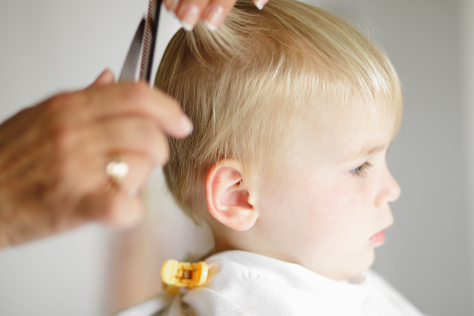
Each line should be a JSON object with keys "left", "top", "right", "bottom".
{"left": 161, "top": 260, "right": 209, "bottom": 294}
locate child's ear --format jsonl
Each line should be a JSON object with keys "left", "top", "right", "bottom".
{"left": 205, "top": 159, "right": 257, "bottom": 231}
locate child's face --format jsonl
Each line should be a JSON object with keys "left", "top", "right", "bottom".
{"left": 253, "top": 100, "right": 401, "bottom": 280}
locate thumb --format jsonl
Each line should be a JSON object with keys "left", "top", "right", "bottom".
{"left": 90, "top": 69, "right": 115, "bottom": 87}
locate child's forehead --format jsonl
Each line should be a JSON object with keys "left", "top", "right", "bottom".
{"left": 302, "top": 96, "right": 398, "bottom": 130}
{"left": 293, "top": 98, "right": 399, "bottom": 157}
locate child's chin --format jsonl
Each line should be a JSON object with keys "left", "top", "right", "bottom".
{"left": 328, "top": 254, "right": 375, "bottom": 281}
{"left": 347, "top": 248, "right": 376, "bottom": 280}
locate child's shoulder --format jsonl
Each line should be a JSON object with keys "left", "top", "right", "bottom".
{"left": 363, "top": 270, "right": 424, "bottom": 316}
{"left": 114, "top": 252, "right": 425, "bottom": 316}
{"left": 179, "top": 250, "right": 370, "bottom": 316}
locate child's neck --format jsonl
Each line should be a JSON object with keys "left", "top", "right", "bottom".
{"left": 213, "top": 235, "right": 238, "bottom": 254}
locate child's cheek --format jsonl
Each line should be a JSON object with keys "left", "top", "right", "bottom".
{"left": 332, "top": 182, "right": 367, "bottom": 216}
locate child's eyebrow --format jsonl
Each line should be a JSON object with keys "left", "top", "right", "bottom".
{"left": 342, "top": 144, "right": 386, "bottom": 163}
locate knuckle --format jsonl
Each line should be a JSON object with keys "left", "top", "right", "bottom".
{"left": 44, "top": 92, "right": 83, "bottom": 128}
{"left": 48, "top": 92, "right": 70, "bottom": 109}
{"left": 125, "top": 82, "right": 150, "bottom": 102}
{"left": 135, "top": 81, "right": 151, "bottom": 95}
{"left": 48, "top": 91, "right": 82, "bottom": 112}
{"left": 119, "top": 83, "right": 155, "bottom": 114}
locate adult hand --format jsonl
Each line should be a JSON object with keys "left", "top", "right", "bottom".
{"left": 0, "top": 69, "right": 193, "bottom": 249}
{"left": 165, "top": 0, "right": 269, "bottom": 31}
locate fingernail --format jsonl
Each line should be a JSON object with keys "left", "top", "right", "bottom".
{"left": 179, "top": 5, "right": 200, "bottom": 31}
{"left": 179, "top": 115, "right": 194, "bottom": 135}
{"left": 203, "top": 6, "right": 224, "bottom": 31}
{"left": 254, "top": 0, "right": 266, "bottom": 10}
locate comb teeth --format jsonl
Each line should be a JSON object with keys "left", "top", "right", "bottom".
{"left": 140, "top": 0, "right": 156, "bottom": 81}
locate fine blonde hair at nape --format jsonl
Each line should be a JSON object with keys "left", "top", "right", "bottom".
{"left": 155, "top": 0, "right": 402, "bottom": 223}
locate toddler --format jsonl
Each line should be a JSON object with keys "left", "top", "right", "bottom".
{"left": 124, "top": 0, "right": 425, "bottom": 314}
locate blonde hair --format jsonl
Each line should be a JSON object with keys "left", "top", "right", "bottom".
{"left": 155, "top": 0, "right": 402, "bottom": 223}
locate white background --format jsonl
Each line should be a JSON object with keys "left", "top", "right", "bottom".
{"left": 0, "top": 0, "right": 473, "bottom": 315}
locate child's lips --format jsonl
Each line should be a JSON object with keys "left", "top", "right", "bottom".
{"left": 369, "top": 230, "right": 386, "bottom": 246}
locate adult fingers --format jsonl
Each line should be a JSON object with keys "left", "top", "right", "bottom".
{"left": 164, "top": 0, "right": 180, "bottom": 12}
{"left": 51, "top": 117, "right": 167, "bottom": 195}
{"left": 79, "top": 189, "right": 145, "bottom": 227}
{"left": 168, "top": 0, "right": 270, "bottom": 31}
{"left": 175, "top": 0, "right": 208, "bottom": 31}
{"left": 201, "top": 0, "right": 237, "bottom": 31}
{"left": 88, "top": 117, "right": 169, "bottom": 166}
{"left": 83, "top": 82, "right": 193, "bottom": 139}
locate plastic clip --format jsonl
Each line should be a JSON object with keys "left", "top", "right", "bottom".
{"left": 161, "top": 260, "right": 208, "bottom": 294}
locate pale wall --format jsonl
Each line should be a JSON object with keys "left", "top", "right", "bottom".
{"left": 461, "top": 0, "right": 474, "bottom": 312}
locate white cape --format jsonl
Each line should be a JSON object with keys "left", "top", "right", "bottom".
{"left": 116, "top": 251, "right": 425, "bottom": 316}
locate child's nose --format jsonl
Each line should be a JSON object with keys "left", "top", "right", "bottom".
{"left": 387, "top": 175, "right": 401, "bottom": 202}
{"left": 376, "top": 169, "right": 401, "bottom": 206}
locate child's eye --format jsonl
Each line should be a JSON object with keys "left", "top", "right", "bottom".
{"left": 350, "top": 162, "right": 371, "bottom": 176}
